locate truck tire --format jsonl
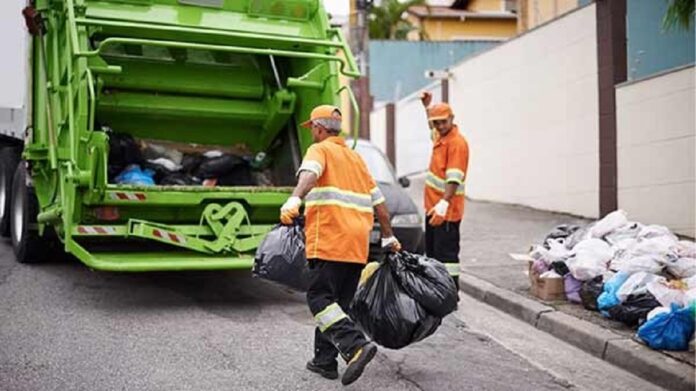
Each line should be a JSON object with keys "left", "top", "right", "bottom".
{"left": 0, "top": 146, "right": 21, "bottom": 237}
{"left": 10, "top": 162, "right": 45, "bottom": 263}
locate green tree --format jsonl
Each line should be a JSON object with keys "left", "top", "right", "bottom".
{"left": 663, "top": 0, "right": 695, "bottom": 31}
{"left": 368, "top": 0, "right": 428, "bottom": 40}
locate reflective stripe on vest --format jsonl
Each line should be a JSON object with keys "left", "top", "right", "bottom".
{"left": 298, "top": 160, "right": 323, "bottom": 177}
{"left": 315, "top": 302, "right": 348, "bottom": 332}
{"left": 426, "top": 172, "right": 465, "bottom": 195}
{"left": 370, "top": 186, "right": 385, "bottom": 206}
{"left": 445, "top": 262, "right": 461, "bottom": 276}
{"left": 305, "top": 187, "right": 373, "bottom": 213}
{"left": 445, "top": 168, "right": 465, "bottom": 184}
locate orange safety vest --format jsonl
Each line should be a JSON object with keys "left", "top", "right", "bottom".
{"left": 298, "top": 136, "right": 385, "bottom": 264}
{"left": 424, "top": 125, "right": 469, "bottom": 222}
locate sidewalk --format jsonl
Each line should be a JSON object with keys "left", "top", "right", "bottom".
{"left": 404, "top": 174, "right": 695, "bottom": 391}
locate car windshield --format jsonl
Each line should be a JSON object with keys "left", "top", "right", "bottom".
{"left": 355, "top": 143, "right": 397, "bottom": 184}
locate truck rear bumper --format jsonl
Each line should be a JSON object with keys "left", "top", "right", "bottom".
{"left": 85, "top": 185, "right": 293, "bottom": 206}
{"left": 67, "top": 238, "right": 256, "bottom": 272}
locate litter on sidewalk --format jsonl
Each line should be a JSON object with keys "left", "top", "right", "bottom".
{"left": 525, "top": 210, "right": 696, "bottom": 352}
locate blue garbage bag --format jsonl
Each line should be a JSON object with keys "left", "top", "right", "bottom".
{"left": 115, "top": 164, "right": 155, "bottom": 186}
{"left": 637, "top": 303, "right": 696, "bottom": 351}
{"left": 597, "top": 271, "right": 629, "bottom": 312}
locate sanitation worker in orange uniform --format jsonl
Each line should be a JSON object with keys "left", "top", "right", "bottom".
{"left": 420, "top": 92, "right": 469, "bottom": 288}
{"left": 279, "top": 105, "right": 401, "bottom": 386}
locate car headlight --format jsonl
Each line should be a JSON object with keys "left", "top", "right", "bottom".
{"left": 391, "top": 213, "right": 422, "bottom": 227}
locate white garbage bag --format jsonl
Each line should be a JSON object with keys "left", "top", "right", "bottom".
{"left": 685, "top": 275, "right": 696, "bottom": 289}
{"left": 617, "top": 255, "right": 664, "bottom": 275}
{"left": 674, "top": 240, "right": 696, "bottom": 259}
{"left": 530, "top": 239, "right": 572, "bottom": 265}
{"left": 616, "top": 272, "right": 663, "bottom": 302}
{"left": 635, "top": 235, "right": 679, "bottom": 257}
{"left": 547, "top": 238, "right": 572, "bottom": 261}
{"left": 637, "top": 224, "right": 678, "bottom": 241}
{"left": 647, "top": 306, "right": 671, "bottom": 321}
{"left": 611, "top": 236, "right": 678, "bottom": 273}
{"left": 566, "top": 226, "right": 592, "bottom": 250}
{"left": 685, "top": 288, "right": 696, "bottom": 306}
{"left": 647, "top": 280, "right": 688, "bottom": 307}
{"left": 664, "top": 257, "right": 696, "bottom": 278}
{"left": 529, "top": 244, "right": 568, "bottom": 266}
{"left": 566, "top": 239, "right": 612, "bottom": 280}
{"left": 589, "top": 210, "right": 628, "bottom": 238}
{"left": 605, "top": 222, "right": 643, "bottom": 246}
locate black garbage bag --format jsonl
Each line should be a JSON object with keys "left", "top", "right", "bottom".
{"left": 607, "top": 293, "right": 661, "bottom": 327}
{"left": 550, "top": 261, "right": 570, "bottom": 276}
{"left": 351, "top": 257, "right": 442, "bottom": 349}
{"left": 580, "top": 276, "right": 604, "bottom": 311}
{"left": 543, "top": 224, "right": 581, "bottom": 249}
{"left": 252, "top": 219, "right": 309, "bottom": 292}
{"left": 217, "top": 166, "right": 255, "bottom": 186}
{"left": 181, "top": 154, "right": 204, "bottom": 174}
{"left": 391, "top": 252, "right": 459, "bottom": 317}
{"left": 107, "top": 132, "right": 143, "bottom": 180}
{"left": 159, "top": 172, "right": 202, "bottom": 186}
{"left": 195, "top": 154, "right": 245, "bottom": 179}
{"left": 142, "top": 159, "right": 178, "bottom": 183}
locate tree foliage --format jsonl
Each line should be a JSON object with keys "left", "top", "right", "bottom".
{"left": 663, "top": 0, "right": 695, "bottom": 31}
{"left": 368, "top": 0, "right": 428, "bottom": 40}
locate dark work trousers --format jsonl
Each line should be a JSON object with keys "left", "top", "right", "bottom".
{"left": 306, "top": 259, "right": 368, "bottom": 368}
{"left": 425, "top": 219, "right": 461, "bottom": 284}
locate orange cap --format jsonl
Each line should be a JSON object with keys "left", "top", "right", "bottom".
{"left": 427, "top": 103, "right": 453, "bottom": 121}
{"left": 301, "top": 105, "right": 342, "bottom": 128}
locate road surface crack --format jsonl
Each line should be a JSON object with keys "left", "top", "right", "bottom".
{"left": 381, "top": 355, "right": 425, "bottom": 391}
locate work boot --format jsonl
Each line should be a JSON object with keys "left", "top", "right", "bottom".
{"left": 306, "top": 360, "right": 338, "bottom": 380}
{"left": 341, "top": 343, "right": 377, "bottom": 386}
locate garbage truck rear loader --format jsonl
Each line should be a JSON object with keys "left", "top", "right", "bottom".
{"left": 0, "top": 0, "right": 359, "bottom": 270}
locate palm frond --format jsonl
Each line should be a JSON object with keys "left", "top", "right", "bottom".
{"left": 663, "top": 0, "right": 695, "bottom": 31}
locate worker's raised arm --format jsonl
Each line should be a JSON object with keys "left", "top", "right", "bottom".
{"left": 420, "top": 91, "right": 433, "bottom": 109}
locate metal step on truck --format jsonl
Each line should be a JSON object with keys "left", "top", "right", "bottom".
{"left": 0, "top": 0, "right": 359, "bottom": 271}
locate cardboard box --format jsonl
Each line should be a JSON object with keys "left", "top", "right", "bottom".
{"left": 528, "top": 260, "right": 566, "bottom": 302}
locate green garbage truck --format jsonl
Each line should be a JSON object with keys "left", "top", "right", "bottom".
{"left": 0, "top": 0, "right": 359, "bottom": 270}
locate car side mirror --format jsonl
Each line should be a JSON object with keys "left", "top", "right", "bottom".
{"left": 398, "top": 176, "right": 410, "bottom": 188}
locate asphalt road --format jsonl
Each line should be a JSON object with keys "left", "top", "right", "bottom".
{"left": 0, "top": 238, "right": 663, "bottom": 391}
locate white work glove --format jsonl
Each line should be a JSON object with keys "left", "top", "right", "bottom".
{"left": 427, "top": 199, "right": 449, "bottom": 226}
{"left": 280, "top": 196, "right": 302, "bottom": 225}
{"left": 381, "top": 236, "right": 401, "bottom": 252}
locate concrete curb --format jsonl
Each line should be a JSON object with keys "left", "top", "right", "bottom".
{"left": 459, "top": 272, "right": 695, "bottom": 391}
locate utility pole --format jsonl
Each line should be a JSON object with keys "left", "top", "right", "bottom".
{"left": 595, "top": 0, "right": 627, "bottom": 216}
{"left": 350, "top": 0, "right": 372, "bottom": 139}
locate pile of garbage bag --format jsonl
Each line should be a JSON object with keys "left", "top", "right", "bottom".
{"left": 106, "top": 129, "right": 273, "bottom": 187}
{"left": 252, "top": 219, "right": 310, "bottom": 292}
{"left": 351, "top": 251, "right": 459, "bottom": 349}
{"left": 529, "top": 210, "right": 696, "bottom": 351}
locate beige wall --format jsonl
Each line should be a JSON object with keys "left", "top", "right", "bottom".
{"left": 468, "top": 0, "right": 504, "bottom": 12}
{"left": 447, "top": 4, "right": 600, "bottom": 217}
{"left": 616, "top": 66, "right": 696, "bottom": 237}
{"left": 419, "top": 18, "right": 518, "bottom": 40}
{"left": 519, "top": 0, "right": 580, "bottom": 32}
